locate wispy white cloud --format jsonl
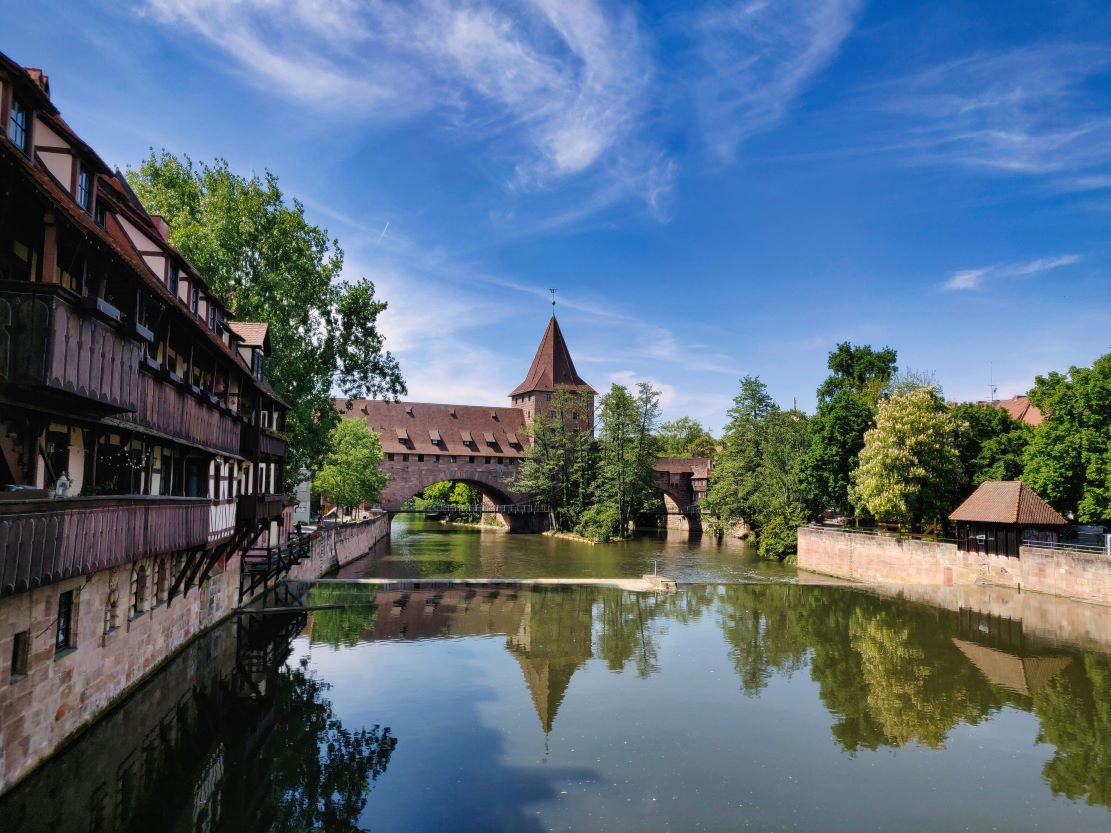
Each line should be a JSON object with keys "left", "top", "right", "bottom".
{"left": 942, "top": 254, "right": 1080, "bottom": 291}
{"left": 689, "top": 0, "right": 861, "bottom": 160}
{"left": 139, "top": 0, "right": 657, "bottom": 200}
{"left": 874, "top": 44, "right": 1111, "bottom": 182}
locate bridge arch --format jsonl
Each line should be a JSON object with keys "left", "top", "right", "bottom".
{"left": 381, "top": 467, "right": 523, "bottom": 512}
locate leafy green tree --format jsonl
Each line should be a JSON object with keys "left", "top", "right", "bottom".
{"left": 703, "top": 377, "right": 809, "bottom": 558}
{"left": 702, "top": 375, "right": 774, "bottom": 531}
{"left": 511, "top": 389, "right": 596, "bottom": 532}
{"left": 656, "top": 417, "right": 716, "bottom": 458}
{"left": 803, "top": 343, "right": 898, "bottom": 517}
{"left": 850, "top": 385, "right": 964, "bottom": 530}
{"left": 313, "top": 418, "right": 388, "bottom": 510}
{"left": 951, "top": 402, "right": 1032, "bottom": 491}
{"left": 584, "top": 383, "right": 661, "bottom": 540}
{"left": 127, "top": 152, "right": 405, "bottom": 492}
{"left": 1023, "top": 352, "right": 1111, "bottom": 522}
{"left": 408, "top": 481, "right": 483, "bottom": 522}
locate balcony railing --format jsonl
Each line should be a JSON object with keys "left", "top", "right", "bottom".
{"left": 119, "top": 372, "right": 241, "bottom": 456}
{"left": 0, "top": 495, "right": 211, "bottom": 597}
{"left": 0, "top": 281, "right": 140, "bottom": 413}
{"left": 237, "top": 492, "right": 286, "bottom": 525}
{"left": 240, "top": 424, "right": 286, "bottom": 460}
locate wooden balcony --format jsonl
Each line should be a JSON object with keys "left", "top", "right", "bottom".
{"left": 119, "top": 372, "right": 241, "bottom": 456}
{"left": 0, "top": 281, "right": 140, "bottom": 414}
{"left": 237, "top": 492, "right": 286, "bottom": 525}
{"left": 209, "top": 497, "right": 237, "bottom": 542}
{"left": 240, "top": 423, "right": 286, "bottom": 460}
{"left": 0, "top": 496, "right": 211, "bottom": 597}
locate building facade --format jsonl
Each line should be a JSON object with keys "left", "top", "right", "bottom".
{"left": 0, "top": 51, "right": 295, "bottom": 788}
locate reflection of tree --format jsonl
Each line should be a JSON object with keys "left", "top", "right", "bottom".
{"left": 596, "top": 591, "right": 660, "bottom": 677}
{"left": 221, "top": 657, "right": 397, "bottom": 832}
{"left": 716, "top": 584, "right": 808, "bottom": 694}
{"left": 1034, "top": 654, "right": 1111, "bottom": 808}
{"left": 796, "top": 590, "right": 1002, "bottom": 751}
{"left": 308, "top": 585, "right": 381, "bottom": 647}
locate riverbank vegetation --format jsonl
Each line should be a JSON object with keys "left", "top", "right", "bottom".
{"left": 313, "top": 419, "right": 388, "bottom": 512}
{"left": 512, "top": 384, "right": 661, "bottom": 541}
{"left": 405, "top": 482, "right": 484, "bottom": 524}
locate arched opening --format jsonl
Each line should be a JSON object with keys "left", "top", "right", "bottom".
{"left": 399, "top": 478, "right": 516, "bottom": 529}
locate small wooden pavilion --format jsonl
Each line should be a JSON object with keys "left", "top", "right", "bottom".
{"left": 949, "top": 481, "right": 1067, "bottom": 558}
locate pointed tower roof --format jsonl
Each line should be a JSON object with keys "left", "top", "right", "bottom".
{"left": 510, "top": 316, "right": 595, "bottom": 397}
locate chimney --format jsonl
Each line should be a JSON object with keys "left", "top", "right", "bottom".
{"left": 151, "top": 215, "right": 171, "bottom": 241}
{"left": 23, "top": 68, "right": 50, "bottom": 98}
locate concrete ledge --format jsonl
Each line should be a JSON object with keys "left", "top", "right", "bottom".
{"left": 302, "top": 575, "right": 678, "bottom": 593}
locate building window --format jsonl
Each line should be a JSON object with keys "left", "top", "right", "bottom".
{"left": 417, "top": 454, "right": 425, "bottom": 463}
{"left": 469, "top": 456, "right": 475, "bottom": 464}
{"left": 131, "top": 565, "right": 148, "bottom": 619}
{"left": 94, "top": 201, "right": 106, "bottom": 228}
{"left": 103, "top": 588, "right": 119, "bottom": 634}
{"left": 154, "top": 558, "right": 168, "bottom": 606}
{"left": 387, "top": 453, "right": 395, "bottom": 462}
{"left": 545, "top": 393, "right": 552, "bottom": 401}
{"left": 572, "top": 412, "right": 579, "bottom": 420}
{"left": 484, "top": 456, "right": 491, "bottom": 465}
{"left": 77, "top": 166, "right": 92, "bottom": 211}
{"left": 401, "top": 453, "right": 409, "bottom": 462}
{"left": 190, "top": 286, "right": 199, "bottom": 315}
{"left": 7, "top": 98, "right": 28, "bottom": 152}
{"left": 10, "top": 629, "right": 29, "bottom": 681}
{"left": 497, "top": 457, "right": 503, "bottom": 464}
{"left": 450, "top": 455, "right": 457, "bottom": 463}
{"left": 56, "top": 590, "right": 76, "bottom": 653}
{"left": 168, "top": 265, "right": 179, "bottom": 295}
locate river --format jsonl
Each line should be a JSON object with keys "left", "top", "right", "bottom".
{"left": 2, "top": 516, "right": 1110, "bottom": 832}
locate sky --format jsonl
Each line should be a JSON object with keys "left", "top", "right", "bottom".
{"left": 5, "top": 0, "right": 1111, "bottom": 431}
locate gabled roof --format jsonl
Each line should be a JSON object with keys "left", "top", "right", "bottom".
{"left": 986, "top": 395, "right": 1043, "bottom": 426}
{"left": 510, "top": 316, "right": 595, "bottom": 396}
{"left": 949, "top": 481, "right": 1066, "bottom": 525}
{"left": 227, "top": 322, "right": 271, "bottom": 353}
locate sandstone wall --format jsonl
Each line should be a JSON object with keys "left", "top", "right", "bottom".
{"left": 0, "top": 513, "right": 390, "bottom": 792}
{"left": 797, "top": 526, "right": 1111, "bottom": 606}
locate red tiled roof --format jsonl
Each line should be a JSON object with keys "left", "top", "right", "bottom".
{"left": 995, "top": 395, "right": 1043, "bottom": 426}
{"left": 654, "top": 457, "right": 712, "bottom": 478}
{"left": 339, "top": 399, "right": 528, "bottom": 457}
{"left": 510, "top": 316, "right": 595, "bottom": 396}
{"left": 949, "top": 481, "right": 1066, "bottom": 525}
{"left": 227, "top": 321, "right": 270, "bottom": 352}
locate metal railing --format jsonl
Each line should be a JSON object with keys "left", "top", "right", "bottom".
{"left": 392, "top": 502, "right": 549, "bottom": 515}
{"left": 805, "top": 523, "right": 956, "bottom": 544}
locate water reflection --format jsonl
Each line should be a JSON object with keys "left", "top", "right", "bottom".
{"left": 4, "top": 582, "right": 1111, "bottom": 831}
{"left": 0, "top": 603, "right": 397, "bottom": 833}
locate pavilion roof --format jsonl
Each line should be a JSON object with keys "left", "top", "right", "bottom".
{"left": 949, "top": 481, "right": 1066, "bottom": 526}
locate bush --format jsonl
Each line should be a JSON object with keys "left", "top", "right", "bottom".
{"left": 576, "top": 503, "right": 622, "bottom": 542}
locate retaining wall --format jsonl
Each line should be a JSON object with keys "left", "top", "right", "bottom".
{"left": 0, "top": 514, "right": 390, "bottom": 793}
{"left": 797, "top": 526, "right": 1111, "bottom": 606}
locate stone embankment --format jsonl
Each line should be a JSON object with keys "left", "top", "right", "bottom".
{"left": 797, "top": 525, "right": 1111, "bottom": 606}
{"left": 0, "top": 514, "right": 390, "bottom": 793}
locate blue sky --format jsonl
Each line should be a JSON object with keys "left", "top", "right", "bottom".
{"left": 6, "top": 0, "right": 1111, "bottom": 431}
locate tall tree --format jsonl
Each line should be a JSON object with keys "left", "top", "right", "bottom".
{"left": 127, "top": 151, "right": 405, "bottom": 491}
{"left": 1023, "top": 352, "right": 1111, "bottom": 523}
{"left": 511, "top": 389, "right": 596, "bottom": 532}
{"left": 313, "top": 418, "right": 388, "bottom": 511}
{"left": 702, "top": 376, "right": 774, "bottom": 533}
{"left": 656, "top": 417, "right": 716, "bottom": 458}
{"left": 850, "top": 385, "right": 964, "bottom": 530}
{"left": 803, "top": 343, "right": 898, "bottom": 517}
{"left": 951, "top": 402, "right": 1032, "bottom": 491}
{"left": 582, "top": 383, "right": 661, "bottom": 540}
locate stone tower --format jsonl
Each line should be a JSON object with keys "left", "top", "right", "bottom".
{"left": 509, "top": 315, "right": 595, "bottom": 429}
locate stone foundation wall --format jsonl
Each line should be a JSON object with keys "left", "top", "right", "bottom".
{"left": 797, "top": 526, "right": 1111, "bottom": 606}
{"left": 0, "top": 513, "right": 390, "bottom": 793}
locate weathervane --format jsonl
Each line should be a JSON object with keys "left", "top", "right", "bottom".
{"left": 550, "top": 288, "right": 557, "bottom": 310}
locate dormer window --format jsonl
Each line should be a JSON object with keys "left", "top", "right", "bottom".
{"left": 167, "top": 265, "right": 179, "bottom": 295}
{"left": 190, "top": 285, "right": 199, "bottom": 315}
{"left": 7, "top": 98, "right": 27, "bottom": 152}
{"left": 77, "top": 166, "right": 92, "bottom": 212}
{"left": 251, "top": 349, "right": 264, "bottom": 379}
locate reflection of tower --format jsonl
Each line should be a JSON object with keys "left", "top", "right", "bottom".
{"left": 509, "top": 316, "right": 596, "bottom": 431}
{"left": 506, "top": 588, "right": 595, "bottom": 733}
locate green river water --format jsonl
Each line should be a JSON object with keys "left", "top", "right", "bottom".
{"left": 3, "top": 516, "right": 1110, "bottom": 832}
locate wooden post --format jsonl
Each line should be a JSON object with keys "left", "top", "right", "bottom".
{"left": 41, "top": 210, "right": 57, "bottom": 283}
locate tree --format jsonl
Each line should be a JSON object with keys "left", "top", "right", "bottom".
{"left": 126, "top": 151, "right": 406, "bottom": 492}
{"left": 583, "top": 383, "right": 661, "bottom": 540}
{"left": 1023, "top": 352, "right": 1111, "bottom": 523}
{"left": 951, "top": 402, "right": 1032, "bottom": 491}
{"left": 408, "top": 481, "right": 483, "bottom": 523}
{"left": 656, "top": 417, "right": 716, "bottom": 458}
{"left": 511, "top": 389, "right": 596, "bottom": 532}
{"left": 313, "top": 419, "right": 388, "bottom": 510}
{"left": 702, "top": 377, "right": 810, "bottom": 558}
{"left": 850, "top": 385, "right": 964, "bottom": 530}
{"left": 803, "top": 343, "right": 898, "bottom": 517}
